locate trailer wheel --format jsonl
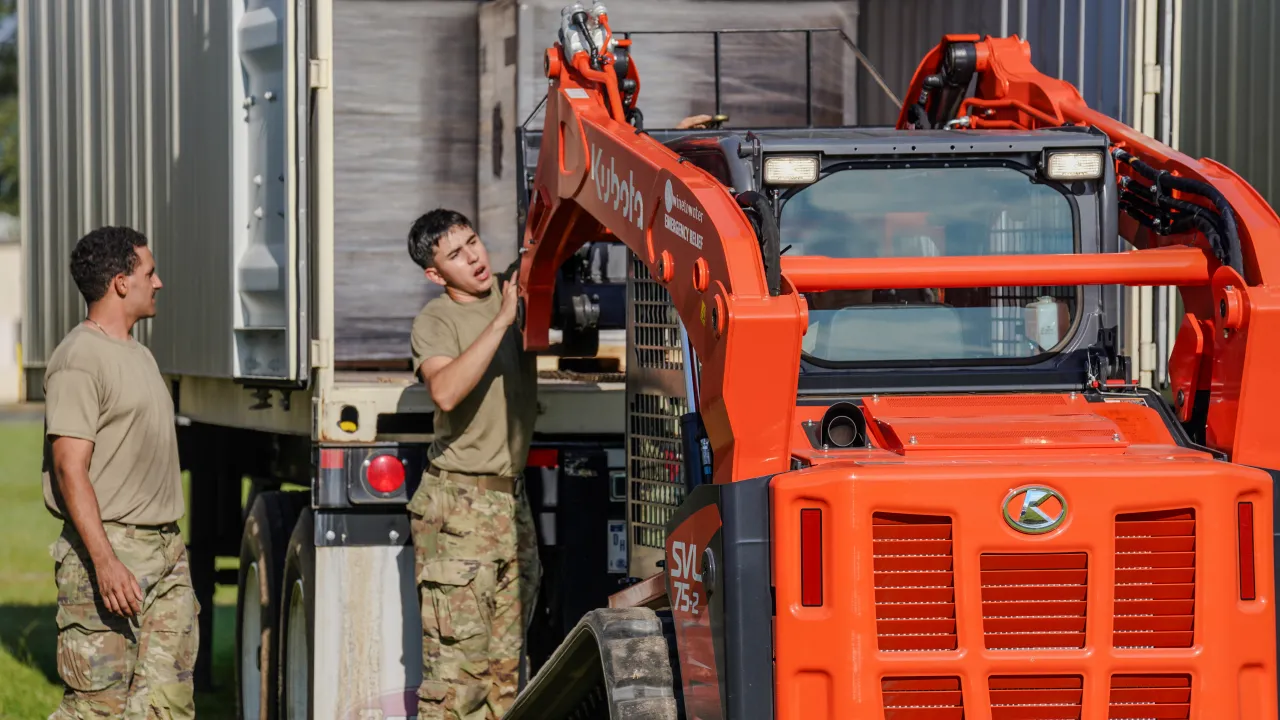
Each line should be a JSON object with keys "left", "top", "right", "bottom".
{"left": 236, "top": 491, "right": 308, "bottom": 720}
{"left": 278, "top": 507, "right": 316, "bottom": 720}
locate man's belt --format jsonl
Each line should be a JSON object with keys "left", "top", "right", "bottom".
{"left": 100, "top": 521, "right": 181, "bottom": 538}
{"left": 428, "top": 464, "right": 522, "bottom": 495}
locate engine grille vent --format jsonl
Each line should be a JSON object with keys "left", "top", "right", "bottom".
{"left": 1109, "top": 674, "right": 1191, "bottom": 719}
{"left": 989, "top": 675, "right": 1082, "bottom": 719}
{"left": 630, "top": 256, "right": 684, "bottom": 370}
{"left": 628, "top": 392, "right": 688, "bottom": 549}
{"left": 981, "top": 552, "right": 1088, "bottom": 649}
{"left": 873, "top": 513, "right": 957, "bottom": 652}
{"left": 1114, "top": 509, "right": 1196, "bottom": 649}
{"left": 882, "top": 676, "right": 964, "bottom": 719}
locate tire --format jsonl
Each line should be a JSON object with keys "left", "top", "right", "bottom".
{"left": 278, "top": 507, "right": 316, "bottom": 720}
{"left": 235, "top": 491, "right": 308, "bottom": 720}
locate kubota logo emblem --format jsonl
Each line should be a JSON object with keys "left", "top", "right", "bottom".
{"left": 1002, "top": 485, "right": 1067, "bottom": 534}
{"left": 591, "top": 142, "right": 644, "bottom": 231}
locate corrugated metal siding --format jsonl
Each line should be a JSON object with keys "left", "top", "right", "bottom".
{"left": 332, "top": 0, "right": 481, "bottom": 362}
{"left": 1178, "top": 0, "right": 1278, "bottom": 209}
{"left": 20, "top": 0, "right": 235, "bottom": 376}
{"left": 856, "top": 0, "right": 1135, "bottom": 127}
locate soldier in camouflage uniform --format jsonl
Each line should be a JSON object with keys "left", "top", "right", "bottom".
{"left": 42, "top": 226, "right": 198, "bottom": 719}
{"left": 406, "top": 209, "right": 542, "bottom": 720}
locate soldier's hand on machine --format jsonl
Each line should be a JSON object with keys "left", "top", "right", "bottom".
{"left": 676, "top": 113, "right": 730, "bottom": 130}
{"left": 497, "top": 270, "right": 520, "bottom": 329}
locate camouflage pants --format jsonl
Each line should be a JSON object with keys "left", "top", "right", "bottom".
{"left": 47, "top": 521, "right": 200, "bottom": 719}
{"left": 407, "top": 473, "right": 542, "bottom": 720}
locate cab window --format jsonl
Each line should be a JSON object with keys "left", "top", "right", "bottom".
{"left": 780, "top": 164, "right": 1078, "bottom": 364}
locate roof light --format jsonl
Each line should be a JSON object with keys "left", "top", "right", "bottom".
{"left": 365, "top": 453, "right": 406, "bottom": 494}
{"left": 764, "top": 156, "right": 819, "bottom": 185}
{"left": 1044, "top": 150, "right": 1104, "bottom": 180}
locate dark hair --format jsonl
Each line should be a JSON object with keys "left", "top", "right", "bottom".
{"left": 69, "top": 226, "right": 150, "bottom": 304}
{"left": 407, "top": 209, "right": 473, "bottom": 270}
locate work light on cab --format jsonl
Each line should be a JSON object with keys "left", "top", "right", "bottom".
{"left": 1043, "top": 150, "right": 1104, "bottom": 180}
{"left": 763, "top": 156, "right": 820, "bottom": 185}
{"left": 364, "top": 453, "right": 406, "bottom": 494}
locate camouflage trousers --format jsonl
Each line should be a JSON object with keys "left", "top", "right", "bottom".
{"left": 47, "top": 521, "right": 200, "bottom": 720}
{"left": 407, "top": 471, "right": 542, "bottom": 720}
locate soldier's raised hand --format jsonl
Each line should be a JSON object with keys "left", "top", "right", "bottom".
{"left": 497, "top": 270, "right": 520, "bottom": 328}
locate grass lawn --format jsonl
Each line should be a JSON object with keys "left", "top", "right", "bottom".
{"left": 0, "top": 418, "right": 240, "bottom": 719}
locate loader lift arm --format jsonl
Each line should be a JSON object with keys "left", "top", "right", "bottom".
{"left": 516, "top": 5, "right": 807, "bottom": 484}
{"left": 896, "top": 33, "right": 1280, "bottom": 470}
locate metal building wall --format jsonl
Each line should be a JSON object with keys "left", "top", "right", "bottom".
{"left": 856, "top": 0, "right": 1136, "bottom": 127}
{"left": 1177, "top": 0, "right": 1278, "bottom": 210}
{"left": 20, "top": 0, "right": 236, "bottom": 376}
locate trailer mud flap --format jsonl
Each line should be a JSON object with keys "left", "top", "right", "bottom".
{"left": 664, "top": 475, "right": 774, "bottom": 719}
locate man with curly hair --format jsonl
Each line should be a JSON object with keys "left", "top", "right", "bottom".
{"left": 41, "top": 226, "right": 197, "bottom": 718}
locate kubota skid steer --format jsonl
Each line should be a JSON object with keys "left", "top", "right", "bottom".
{"left": 504, "top": 5, "right": 1280, "bottom": 718}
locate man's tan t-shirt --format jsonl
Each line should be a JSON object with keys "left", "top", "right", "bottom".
{"left": 42, "top": 324, "right": 185, "bottom": 526}
{"left": 411, "top": 286, "right": 538, "bottom": 477}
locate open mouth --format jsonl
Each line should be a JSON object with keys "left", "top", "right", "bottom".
{"left": 474, "top": 265, "right": 490, "bottom": 281}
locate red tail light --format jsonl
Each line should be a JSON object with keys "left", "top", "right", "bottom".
{"left": 801, "top": 508, "right": 823, "bottom": 606}
{"left": 1239, "top": 502, "right": 1256, "bottom": 601}
{"left": 527, "top": 448, "right": 559, "bottom": 468}
{"left": 366, "top": 454, "right": 406, "bottom": 493}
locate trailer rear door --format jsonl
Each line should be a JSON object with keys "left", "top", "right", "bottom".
{"left": 19, "top": 1, "right": 312, "bottom": 384}
{"left": 232, "top": 0, "right": 312, "bottom": 384}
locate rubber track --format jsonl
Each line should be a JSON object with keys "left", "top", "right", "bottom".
{"left": 505, "top": 608, "right": 679, "bottom": 720}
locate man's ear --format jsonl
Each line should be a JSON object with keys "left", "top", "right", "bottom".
{"left": 112, "top": 273, "right": 129, "bottom": 298}
{"left": 423, "top": 267, "right": 446, "bottom": 287}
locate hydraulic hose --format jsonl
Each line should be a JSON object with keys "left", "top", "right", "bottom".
{"left": 571, "top": 10, "right": 602, "bottom": 70}
{"left": 1113, "top": 148, "right": 1244, "bottom": 276}
{"left": 1121, "top": 178, "right": 1228, "bottom": 255}
{"left": 1120, "top": 185, "right": 1227, "bottom": 266}
{"left": 736, "top": 191, "right": 781, "bottom": 296}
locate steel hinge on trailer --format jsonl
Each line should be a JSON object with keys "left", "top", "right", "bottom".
{"left": 310, "top": 339, "right": 330, "bottom": 368}
{"left": 308, "top": 58, "right": 330, "bottom": 89}
{"left": 308, "top": 338, "right": 330, "bottom": 366}
{"left": 1143, "top": 63, "right": 1162, "bottom": 94}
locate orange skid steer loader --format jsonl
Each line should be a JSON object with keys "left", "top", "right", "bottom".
{"left": 505, "top": 5, "right": 1280, "bottom": 718}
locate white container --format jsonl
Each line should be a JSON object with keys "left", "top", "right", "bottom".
{"left": 1028, "top": 295, "right": 1063, "bottom": 351}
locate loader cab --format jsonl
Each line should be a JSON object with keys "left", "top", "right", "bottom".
{"left": 664, "top": 125, "right": 1127, "bottom": 396}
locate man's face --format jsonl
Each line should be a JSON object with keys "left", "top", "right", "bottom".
{"left": 121, "top": 246, "right": 163, "bottom": 318}
{"left": 424, "top": 224, "right": 494, "bottom": 296}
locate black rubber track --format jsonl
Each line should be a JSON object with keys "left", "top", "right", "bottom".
{"left": 505, "top": 608, "right": 679, "bottom": 720}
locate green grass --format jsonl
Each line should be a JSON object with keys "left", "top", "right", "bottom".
{"left": 0, "top": 418, "right": 239, "bottom": 719}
